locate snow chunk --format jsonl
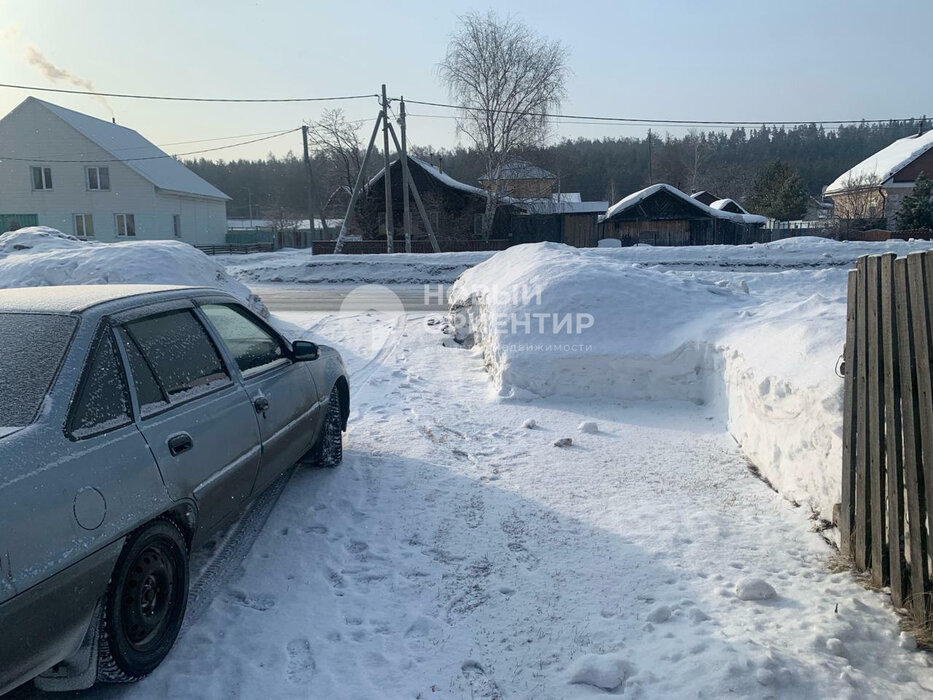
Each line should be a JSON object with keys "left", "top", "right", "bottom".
{"left": 0, "top": 227, "right": 263, "bottom": 314}
{"left": 567, "top": 652, "right": 633, "bottom": 691}
{"left": 522, "top": 418, "right": 537, "bottom": 429}
{"left": 578, "top": 421, "right": 599, "bottom": 434}
{"left": 735, "top": 577, "right": 776, "bottom": 601}
{"left": 554, "top": 437, "right": 573, "bottom": 448}
{"left": 646, "top": 605, "right": 672, "bottom": 623}
{"left": 826, "top": 638, "right": 848, "bottom": 657}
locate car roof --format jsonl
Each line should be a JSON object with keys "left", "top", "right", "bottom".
{"left": 0, "top": 284, "right": 228, "bottom": 314}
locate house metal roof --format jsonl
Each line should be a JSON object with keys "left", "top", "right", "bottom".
{"left": 27, "top": 98, "right": 230, "bottom": 201}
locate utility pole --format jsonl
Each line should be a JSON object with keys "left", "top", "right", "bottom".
{"left": 302, "top": 125, "right": 329, "bottom": 250}
{"left": 381, "top": 84, "right": 394, "bottom": 253}
{"left": 647, "top": 128, "right": 653, "bottom": 185}
{"left": 387, "top": 122, "right": 440, "bottom": 253}
{"left": 334, "top": 112, "right": 384, "bottom": 254}
{"left": 399, "top": 97, "right": 412, "bottom": 253}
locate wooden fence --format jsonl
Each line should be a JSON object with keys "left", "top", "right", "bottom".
{"left": 195, "top": 243, "right": 275, "bottom": 255}
{"left": 841, "top": 251, "right": 933, "bottom": 622}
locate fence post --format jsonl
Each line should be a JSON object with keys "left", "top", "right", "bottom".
{"left": 895, "top": 257, "right": 930, "bottom": 615}
{"left": 881, "top": 253, "right": 907, "bottom": 605}
{"left": 841, "top": 269, "right": 859, "bottom": 556}
{"left": 854, "top": 257, "right": 871, "bottom": 570}
{"left": 867, "top": 255, "right": 887, "bottom": 587}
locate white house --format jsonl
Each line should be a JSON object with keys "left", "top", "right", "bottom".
{"left": 0, "top": 97, "right": 230, "bottom": 243}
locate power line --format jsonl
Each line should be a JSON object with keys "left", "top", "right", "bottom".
{"left": 0, "top": 128, "right": 300, "bottom": 163}
{"left": 400, "top": 97, "right": 926, "bottom": 128}
{"left": 0, "top": 82, "right": 379, "bottom": 104}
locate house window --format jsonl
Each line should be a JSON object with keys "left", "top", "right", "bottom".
{"left": 30, "top": 166, "right": 53, "bottom": 190}
{"left": 115, "top": 213, "right": 136, "bottom": 237}
{"left": 172, "top": 214, "right": 181, "bottom": 238}
{"left": 86, "top": 166, "right": 110, "bottom": 191}
{"left": 74, "top": 214, "right": 94, "bottom": 238}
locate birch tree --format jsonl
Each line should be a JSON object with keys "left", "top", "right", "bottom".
{"left": 440, "top": 12, "right": 568, "bottom": 238}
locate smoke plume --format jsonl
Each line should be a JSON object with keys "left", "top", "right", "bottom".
{"left": 25, "top": 45, "right": 113, "bottom": 116}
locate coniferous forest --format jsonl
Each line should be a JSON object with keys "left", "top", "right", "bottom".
{"left": 186, "top": 120, "right": 924, "bottom": 220}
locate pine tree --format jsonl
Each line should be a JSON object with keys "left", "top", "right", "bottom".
{"left": 895, "top": 173, "right": 933, "bottom": 230}
{"left": 746, "top": 160, "right": 808, "bottom": 221}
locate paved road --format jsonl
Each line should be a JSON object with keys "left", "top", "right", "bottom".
{"left": 250, "top": 283, "right": 449, "bottom": 312}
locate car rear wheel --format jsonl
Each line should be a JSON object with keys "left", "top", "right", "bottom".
{"left": 97, "top": 518, "right": 188, "bottom": 683}
{"left": 319, "top": 386, "right": 343, "bottom": 468}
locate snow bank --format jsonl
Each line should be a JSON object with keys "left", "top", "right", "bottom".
{"left": 0, "top": 227, "right": 264, "bottom": 313}
{"left": 221, "top": 249, "right": 496, "bottom": 286}
{"left": 449, "top": 240, "right": 933, "bottom": 520}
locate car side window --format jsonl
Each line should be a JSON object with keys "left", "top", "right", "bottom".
{"left": 201, "top": 304, "right": 288, "bottom": 375}
{"left": 124, "top": 310, "right": 230, "bottom": 401}
{"left": 117, "top": 326, "right": 169, "bottom": 415}
{"left": 68, "top": 330, "right": 132, "bottom": 438}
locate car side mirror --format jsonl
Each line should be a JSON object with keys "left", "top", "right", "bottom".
{"left": 292, "top": 340, "right": 319, "bottom": 361}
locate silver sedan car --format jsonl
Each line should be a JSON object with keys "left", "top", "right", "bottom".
{"left": 0, "top": 285, "right": 348, "bottom": 695}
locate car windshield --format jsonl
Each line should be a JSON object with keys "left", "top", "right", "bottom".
{"left": 0, "top": 313, "right": 77, "bottom": 428}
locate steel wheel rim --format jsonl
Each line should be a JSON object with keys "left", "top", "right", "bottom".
{"left": 121, "top": 541, "right": 177, "bottom": 651}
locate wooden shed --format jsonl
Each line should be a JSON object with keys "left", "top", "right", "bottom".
{"left": 599, "top": 184, "right": 766, "bottom": 246}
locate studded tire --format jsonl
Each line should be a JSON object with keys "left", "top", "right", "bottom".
{"left": 319, "top": 386, "right": 344, "bottom": 468}
{"left": 97, "top": 518, "right": 189, "bottom": 683}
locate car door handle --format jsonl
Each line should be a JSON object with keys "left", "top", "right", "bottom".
{"left": 254, "top": 397, "right": 270, "bottom": 414}
{"left": 168, "top": 433, "right": 193, "bottom": 456}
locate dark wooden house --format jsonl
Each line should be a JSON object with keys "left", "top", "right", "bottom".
{"left": 365, "top": 156, "right": 514, "bottom": 243}
{"left": 599, "top": 184, "right": 767, "bottom": 246}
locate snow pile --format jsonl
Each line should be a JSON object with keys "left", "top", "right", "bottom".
{"left": 450, "top": 242, "right": 744, "bottom": 403}
{"left": 221, "top": 249, "right": 496, "bottom": 285}
{"left": 0, "top": 227, "right": 263, "bottom": 312}
{"left": 448, "top": 241, "right": 928, "bottom": 520}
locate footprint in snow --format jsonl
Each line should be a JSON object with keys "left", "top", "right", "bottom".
{"left": 286, "top": 638, "right": 316, "bottom": 684}
{"left": 226, "top": 590, "right": 276, "bottom": 612}
{"left": 461, "top": 660, "right": 502, "bottom": 699}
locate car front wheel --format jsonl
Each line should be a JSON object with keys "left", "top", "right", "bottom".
{"left": 97, "top": 518, "right": 189, "bottom": 683}
{"left": 319, "top": 386, "right": 344, "bottom": 468}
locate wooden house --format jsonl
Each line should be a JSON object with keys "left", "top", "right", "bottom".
{"left": 365, "top": 155, "right": 515, "bottom": 242}
{"left": 598, "top": 183, "right": 766, "bottom": 246}
{"left": 479, "top": 159, "right": 557, "bottom": 199}
{"left": 825, "top": 128, "right": 933, "bottom": 226}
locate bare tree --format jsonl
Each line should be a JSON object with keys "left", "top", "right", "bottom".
{"left": 830, "top": 173, "right": 887, "bottom": 231}
{"left": 307, "top": 109, "right": 365, "bottom": 218}
{"left": 439, "top": 11, "right": 568, "bottom": 238}
{"left": 265, "top": 195, "right": 303, "bottom": 248}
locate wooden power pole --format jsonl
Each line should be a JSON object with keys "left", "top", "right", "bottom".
{"left": 302, "top": 125, "right": 328, "bottom": 249}
{"left": 399, "top": 97, "right": 413, "bottom": 253}
{"left": 647, "top": 128, "right": 653, "bottom": 185}
{"left": 381, "top": 84, "right": 394, "bottom": 253}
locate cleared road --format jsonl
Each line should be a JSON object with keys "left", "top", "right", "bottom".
{"left": 251, "top": 283, "right": 449, "bottom": 312}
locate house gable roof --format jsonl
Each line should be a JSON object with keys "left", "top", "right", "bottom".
{"left": 368, "top": 155, "right": 489, "bottom": 199}
{"left": 26, "top": 98, "right": 230, "bottom": 201}
{"left": 825, "top": 130, "right": 933, "bottom": 195}
{"left": 601, "top": 183, "right": 766, "bottom": 225}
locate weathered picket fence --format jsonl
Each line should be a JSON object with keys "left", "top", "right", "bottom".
{"left": 841, "top": 252, "right": 933, "bottom": 623}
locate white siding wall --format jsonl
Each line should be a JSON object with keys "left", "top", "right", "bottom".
{"left": 0, "top": 99, "right": 226, "bottom": 244}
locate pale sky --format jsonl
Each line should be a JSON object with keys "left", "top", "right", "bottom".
{"left": 1, "top": 0, "right": 931, "bottom": 161}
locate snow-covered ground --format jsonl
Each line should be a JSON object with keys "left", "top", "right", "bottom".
{"left": 110, "top": 304, "right": 933, "bottom": 699}
{"left": 448, "top": 240, "right": 933, "bottom": 522}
